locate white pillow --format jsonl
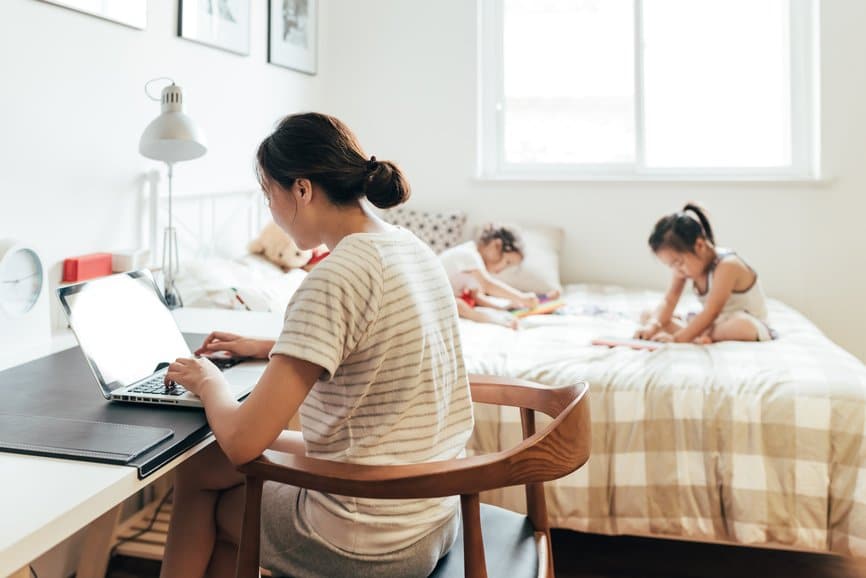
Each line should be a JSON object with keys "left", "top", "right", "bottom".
{"left": 233, "top": 269, "right": 307, "bottom": 313}
{"left": 175, "top": 255, "right": 306, "bottom": 312}
{"left": 489, "top": 223, "right": 564, "bottom": 294}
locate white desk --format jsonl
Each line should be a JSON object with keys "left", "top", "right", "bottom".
{"left": 0, "top": 308, "right": 283, "bottom": 577}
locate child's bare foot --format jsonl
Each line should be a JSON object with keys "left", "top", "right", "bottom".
{"left": 541, "top": 289, "right": 561, "bottom": 301}
{"left": 693, "top": 334, "right": 713, "bottom": 345}
{"left": 479, "top": 309, "right": 518, "bottom": 329}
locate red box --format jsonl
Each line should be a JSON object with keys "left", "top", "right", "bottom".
{"left": 63, "top": 253, "right": 113, "bottom": 282}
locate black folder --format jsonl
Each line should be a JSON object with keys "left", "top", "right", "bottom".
{"left": 0, "top": 414, "right": 174, "bottom": 464}
{"left": 0, "top": 333, "right": 214, "bottom": 477}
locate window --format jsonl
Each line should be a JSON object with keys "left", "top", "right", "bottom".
{"left": 478, "top": 0, "right": 820, "bottom": 180}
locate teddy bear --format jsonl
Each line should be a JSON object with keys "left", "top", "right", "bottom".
{"left": 248, "top": 222, "right": 329, "bottom": 272}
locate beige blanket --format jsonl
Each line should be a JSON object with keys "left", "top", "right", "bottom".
{"left": 461, "top": 284, "right": 866, "bottom": 555}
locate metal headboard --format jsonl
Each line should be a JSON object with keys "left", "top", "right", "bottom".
{"left": 140, "top": 170, "right": 267, "bottom": 264}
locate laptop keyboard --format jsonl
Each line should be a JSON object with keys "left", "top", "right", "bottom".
{"left": 128, "top": 374, "right": 188, "bottom": 396}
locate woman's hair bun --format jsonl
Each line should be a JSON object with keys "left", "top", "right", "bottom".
{"left": 364, "top": 159, "right": 411, "bottom": 209}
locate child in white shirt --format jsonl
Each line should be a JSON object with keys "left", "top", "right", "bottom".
{"left": 438, "top": 224, "right": 555, "bottom": 328}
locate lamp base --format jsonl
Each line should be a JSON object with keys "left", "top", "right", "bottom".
{"left": 162, "top": 225, "right": 183, "bottom": 309}
{"left": 163, "top": 283, "right": 183, "bottom": 310}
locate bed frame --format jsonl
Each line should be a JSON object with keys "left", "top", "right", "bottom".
{"left": 140, "top": 170, "right": 267, "bottom": 265}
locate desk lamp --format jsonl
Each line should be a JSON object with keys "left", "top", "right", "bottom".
{"left": 139, "top": 78, "right": 207, "bottom": 308}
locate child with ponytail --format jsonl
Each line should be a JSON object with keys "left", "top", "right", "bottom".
{"left": 635, "top": 204, "right": 774, "bottom": 344}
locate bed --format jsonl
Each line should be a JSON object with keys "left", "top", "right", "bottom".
{"left": 150, "top": 188, "right": 866, "bottom": 557}
{"left": 464, "top": 284, "right": 866, "bottom": 557}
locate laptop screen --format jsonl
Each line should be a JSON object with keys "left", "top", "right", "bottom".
{"left": 58, "top": 270, "right": 192, "bottom": 393}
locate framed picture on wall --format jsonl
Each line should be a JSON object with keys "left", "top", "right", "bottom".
{"left": 178, "top": 0, "right": 251, "bottom": 56}
{"left": 38, "top": 0, "right": 147, "bottom": 29}
{"left": 268, "top": 0, "right": 318, "bottom": 75}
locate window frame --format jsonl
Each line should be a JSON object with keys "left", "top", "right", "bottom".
{"left": 477, "top": 0, "right": 821, "bottom": 181}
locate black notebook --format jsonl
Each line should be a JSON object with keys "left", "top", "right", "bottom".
{"left": 0, "top": 414, "right": 174, "bottom": 465}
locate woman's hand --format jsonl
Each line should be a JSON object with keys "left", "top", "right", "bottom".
{"left": 194, "top": 331, "right": 272, "bottom": 359}
{"left": 164, "top": 357, "right": 225, "bottom": 398}
{"left": 651, "top": 331, "right": 674, "bottom": 343}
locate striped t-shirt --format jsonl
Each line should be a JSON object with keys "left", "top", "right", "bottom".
{"left": 270, "top": 227, "right": 474, "bottom": 554}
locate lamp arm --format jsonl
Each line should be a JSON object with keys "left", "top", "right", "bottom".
{"left": 167, "top": 163, "right": 173, "bottom": 235}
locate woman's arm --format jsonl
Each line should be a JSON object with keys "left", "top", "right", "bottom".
{"left": 469, "top": 270, "right": 537, "bottom": 307}
{"left": 672, "top": 261, "right": 740, "bottom": 343}
{"left": 194, "top": 331, "right": 275, "bottom": 359}
{"left": 190, "top": 354, "right": 321, "bottom": 465}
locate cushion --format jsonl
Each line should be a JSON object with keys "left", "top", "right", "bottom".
{"left": 429, "top": 503, "right": 539, "bottom": 578}
{"left": 488, "top": 223, "right": 564, "bottom": 294}
{"left": 380, "top": 207, "right": 468, "bottom": 254}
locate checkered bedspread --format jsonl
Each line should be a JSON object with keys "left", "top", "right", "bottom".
{"left": 461, "top": 284, "right": 866, "bottom": 555}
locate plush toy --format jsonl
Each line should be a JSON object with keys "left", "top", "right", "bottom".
{"left": 248, "top": 222, "right": 329, "bottom": 272}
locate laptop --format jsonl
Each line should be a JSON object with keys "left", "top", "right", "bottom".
{"left": 57, "top": 269, "right": 263, "bottom": 407}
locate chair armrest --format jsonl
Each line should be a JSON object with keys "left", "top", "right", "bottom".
{"left": 237, "top": 379, "right": 589, "bottom": 500}
{"left": 239, "top": 450, "right": 509, "bottom": 499}
{"left": 469, "top": 374, "right": 586, "bottom": 420}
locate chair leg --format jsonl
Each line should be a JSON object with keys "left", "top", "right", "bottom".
{"left": 534, "top": 530, "right": 554, "bottom": 578}
{"left": 545, "top": 529, "right": 554, "bottom": 578}
{"left": 460, "top": 493, "right": 488, "bottom": 578}
{"left": 521, "top": 405, "right": 555, "bottom": 578}
{"left": 235, "top": 476, "right": 264, "bottom": 578}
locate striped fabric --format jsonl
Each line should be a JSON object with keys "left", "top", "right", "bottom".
{"left": 462, "top": 284, "right": 866, "bottom": 556}
{"left": 270, "top": 228, "right": 473, "bottom": 554}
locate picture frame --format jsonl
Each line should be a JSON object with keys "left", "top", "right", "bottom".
{"left": 268, "top": 0, "right": 318, "bottom": 75}
{"left": 38, "top": 0, "right": 147, "bottom": 30}
{"left": 178, "top": 0, "right": 251, "bottom": 56}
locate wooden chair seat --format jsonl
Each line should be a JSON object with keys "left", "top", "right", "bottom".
{"left": 235, "top": 374, "right": 591, "bottom": 578}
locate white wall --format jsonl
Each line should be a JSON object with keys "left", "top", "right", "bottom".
{"left": 0, "top": 0, "right": 319, "bottom": 331}
{"left": 0, "top": 2, "right": 318, "bottom": 575}
{"left": 318, "top": 0, "right": 866, "bottom": 360}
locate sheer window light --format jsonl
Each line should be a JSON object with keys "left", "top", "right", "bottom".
{"left": 478, "top": 0, "right": 820, "bottom": 180}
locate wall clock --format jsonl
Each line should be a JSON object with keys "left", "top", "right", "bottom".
{"left": 0, "top": 239, "right": 51, "bottom": 349}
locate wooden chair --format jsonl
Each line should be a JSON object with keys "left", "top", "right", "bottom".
{"left": 234, "top": 374, "right": 591, "bottom": 578}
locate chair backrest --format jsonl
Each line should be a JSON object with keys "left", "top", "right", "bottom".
{"left": 235, "top": 375, "right": 591, "bottom": 578}
{"left": 469, "top": 375, "right": 591, "bottom": 490}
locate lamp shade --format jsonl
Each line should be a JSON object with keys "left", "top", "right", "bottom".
{"left": 139, "top": 83, "right": 207, "bottom": 163}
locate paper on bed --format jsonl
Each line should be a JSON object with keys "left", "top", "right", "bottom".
{"left": 591, "top": 336, "right": 661, "bottom": 351}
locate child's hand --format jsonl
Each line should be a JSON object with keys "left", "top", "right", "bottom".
{"left": 634, "top": 320, "right": 661, "bottom": 340}
{"left": 651, "top": 331, "right": 674, "bottom": 343}
{"left": 517, "top": 292, "right": 540, "bottom": 309}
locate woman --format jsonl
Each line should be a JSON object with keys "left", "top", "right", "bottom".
{"left": 159, "top": 113, "right": 473, "bottom": 578}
